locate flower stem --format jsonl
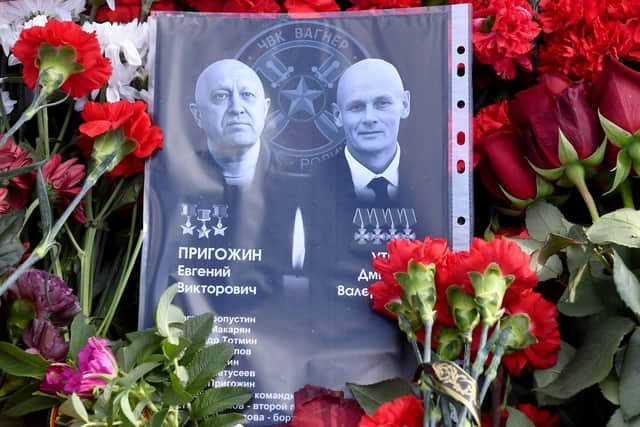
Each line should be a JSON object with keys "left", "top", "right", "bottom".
{"left": 619, "top": 179, "right": 635, "bottom": 209}
{"left": 36, "top": 106, "right": 50, "bottom": 159}
{"left": 80, "top": 226, "right": 97, "bottom": 316}
{"left": 0, "top": 90, "right": 47, "bottom": 148}
{"left": 566, "top": 164, "right": 599, "bottom": 222}
{"left": 96, "top": 179, "right": 124, "bottom": 220}
{"left": 463, "top": 338, "right": 471, "bottom": 372}
{"left": 0, "top": 177, "right": 95, "bottom": 297}
{"left": 410, "top": 336, "right": 423, "bottom": 364}
{"left": 423, "top": 319, "right": 433, "bottom": 427}
{"left": 55, "top": 101, "right": 74, "bottom": 146}
{"left": 98, "top": 208, "right": 143, "bottom": 336}
{"left": 477, "top": 328, "right": 511, "bottom": 404}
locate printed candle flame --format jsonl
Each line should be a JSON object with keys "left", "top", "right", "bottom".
{"left": 291, "top": 207, "right": 305, "bottom": 270}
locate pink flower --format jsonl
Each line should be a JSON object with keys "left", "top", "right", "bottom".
{"left": 42, "top": 154, "right": 87, "bottom": 223}
{"left": 40, "top": 363, "right": 75, "bottom": 395}
{"left": 66, "top": 337, "right": 117, "bottom": 396}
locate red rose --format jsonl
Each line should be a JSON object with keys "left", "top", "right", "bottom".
{"left": 12, "top": 20, "right": 111, "bottom": 98}
{"left": 510, "top": 74, "right": 603, "bottom": 170}
{"left": 78, "top": 100, "right": 163, "bottom": 177}
{"left": 281, "top": 385, "right": 364, "bottom": 427}
{"left": 96, "top": 0, "right": 176, "bottom": 23}
{"left": 358, "top": 394, "right": 423, "bottom": 427}
{"left": 515, "top": 404, "right": 560, "bottom": 427}
{"left": 501, "top": 290, "right": 560, "bottom": 375}
{"left": 475, "top": 129, "right": 539, "bottom": 202}
{"left": 594, "top": 57, "right": 640, "bottom": 136}
{"left": 285, "top": 0, "right": 340, "bottom": 12}
{"left": 472, "top": 0, "right": 540, "bottom": 79}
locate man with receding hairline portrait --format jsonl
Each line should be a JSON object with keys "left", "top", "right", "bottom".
{"left": 332, "top": 58, "right": 411, "bottom": 204}
{"left": 190, "top": 58, "right": 272, "bottom": 188}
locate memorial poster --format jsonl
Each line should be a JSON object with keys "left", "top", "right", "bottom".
{"left": 141, "top": 7, "right": 471, "bottom": 425}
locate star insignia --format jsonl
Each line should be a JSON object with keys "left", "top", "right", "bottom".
{"left": 213, "top": 225, "right": 227, "bottom": 236}
{"left": 281, "top": 77, "right": 323, "bottom": 116}
{"left": 181, "top": 224, "right": 195, "bottom": 235}
{"left": 197, "top": 226, "right": 210, "bottom": 239}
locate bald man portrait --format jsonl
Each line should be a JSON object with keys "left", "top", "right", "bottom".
{"left": 332, "top": 58, "right": 411, "bottom": 204}
{"left": 190, "top": 59, "right": 272, "bottom": 188}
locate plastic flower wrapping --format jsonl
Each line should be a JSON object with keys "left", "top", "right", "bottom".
{"left": 0, "top": 0, "right": 638, "bottom": 426}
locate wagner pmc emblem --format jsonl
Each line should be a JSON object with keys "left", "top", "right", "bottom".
{"left": 236, "top": 21, "right": 369, "bottom": 176}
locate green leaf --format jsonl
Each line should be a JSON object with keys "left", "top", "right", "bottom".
{"left": 534, "top": 341, "right": 576, "bottom": 388}
{"left": 619, "top": 328, "right": 640, "bottom": 418}
{"left": 120, "top": 329, "right": 162, "bottom": 371}
{"left": 35, "top": 167, "right": 52, "bottom": 236}
{"left": 505, "top": 237, "right": 562, "bottom": 282}
{"left": 149, "top": 409, "right": 168, "bottom": 427}
{"left": 162, "top": 337, "right": 189, "bottom": 362}
{"left": 537, "top": 234, "right": 576, "bottom": 266}
{"left": 607, "top": 409, "right": 640, "bottom": 427}
{"left": 186, "top": 343, "right": 234, "bottom": 395}
{"left": 505, "top": 407, "right": 536, "bottom": 427}
{"left": 0, "top": 342, "right": 49, "bottom": 378}
{"left": 347, "top": 378, "right": 414, "bottom": 415}
{"left": 558, "top": 129, "right": 580, "bottom": 165}
{"left": 182, "top": 313, "right": 214, "bottom": 365}
{"left": 69, "top": 393, "right": 89, "bottom": 423}
{"left": 1, "top": 384, "right": 58, "bottom": 417}
{"left": 613, "top": 250, "right": 640, "bottom": 318}
{"left": 600, "top": 372, "right": 620, "bottom": 405}
{"left": 539, "top": 315, "right": 635, "bottom": 398}
{"left": 599, "top": 110, "right": 633, "bottom": 147}
{"left": 162, "top": 371, "right": 193, "bottom": 406}
{"left": 69, "top": 314, "right": 96, "bottom": 364}
{"left": 557, "top": 265, "right": 606, "bottom": 317}
{"left": 0, "top": 160, "right": 45, "bottom": 181}
{"left": 155, "top": 284, "right": 183, "bottom": 344}
{"left": 119, "top": 390, "right": 138, "bottom": 426}
{"left": 587, "top": 209, "right": 640, "bottom": 248}
{"left": 606, "top": 151, "right": 632, "bottom": 195}
{"left": 0, "top": 210, "right": 25, "bottom": 275}
{"left": 200, "top": 413, "right": 246, "bottom": 427}
{"left": 118, "top": 361, "right": 160, "bottom": 389}
{"left": 525, "top": 201, "right": 571, "bottom": 241}
{"left": 191, "top": 387, "right": 252, "bottom": 420}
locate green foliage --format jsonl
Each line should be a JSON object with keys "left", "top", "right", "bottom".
{"left": 347, "top": 378, "right": 414, "bottom": 415}
{"left": 505, "top": 407, "right": 536, "bottom": 427}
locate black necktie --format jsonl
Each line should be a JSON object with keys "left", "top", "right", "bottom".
{"left": 367, "top": 177, "right": 391, "bottom": 205}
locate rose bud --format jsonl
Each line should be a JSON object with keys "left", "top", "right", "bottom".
{"left": 510, "top": 74, "right": 606, "bottom": 188}
{"left": 594, "top": 57, "right": 640, "bottom": 193}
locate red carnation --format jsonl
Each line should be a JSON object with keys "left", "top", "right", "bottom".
{"left": 285, "top": 0, "right": 340, "bottom": 12}
{"left": 42, "top": 154, "right": 87, "bottom": 223}
{"left": 12, "top": 20, "right": 111, "bottom": 98}
{"left": 537, "top": 0, "right": 604, "bottom": 34}
{"left": 473, "top": 100, "right": 511, "bottom": 163}
{"left": 538, "top": 18, "right": 632, "bottom": 81}
{"left": 472, "top": 0, "right": 540, "bottom": 79}
{"left": 0, "top": 138, "right": 34, "bottom": 210}
{"left": 0, "top": 188, "right": 10, "bottom": 216}
{"left": 96, "top": 0, "right": 176, "bottom": 23}
{"left": 501, "top": 289, "right": 560, "bottom": 376}
{"left": 281, "top": 385, "right": 364, "bottom": 427}
{"left": 370, "top": 237, "right": 450, "bottom": 318}
{"left": 349, "top": 0, "right": 420, "bottom": 10}
{"left": 358, "top": 394, "right": 423, "bottom": 427}
{"left": 78, "top": 100, "right": 163, "bottom": 177}
{"left": 187, "top": 0, "right": 282, "bottom": 12}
